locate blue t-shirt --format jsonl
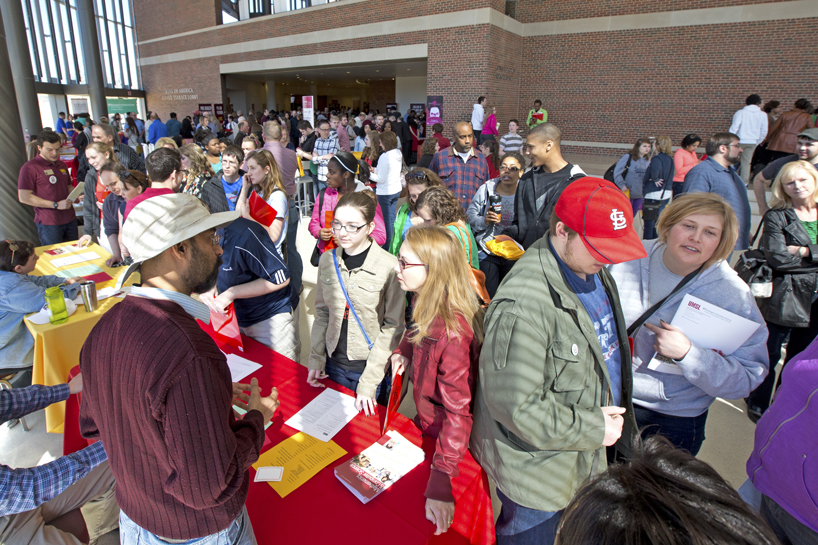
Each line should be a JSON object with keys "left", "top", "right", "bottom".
{"left": 56, "top": 117, "right": 67, "bottom": 135}
{"left": 218, "top": 217, "right": 291, "bottom": 327}
{"left": 550, "top": 241, "right": 622, "bottom": 406}
{"left": 222, "top": 175, "right": 243, "bottom": 211}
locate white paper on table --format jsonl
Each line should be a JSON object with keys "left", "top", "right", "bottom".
{"left": 67, "top": 182, "right": 85, "bottom": 201}
{"left": 50, "top": 251, "right": 99, "bottom": 268}
{"left": 284, "top": 388, "right": 359, "bottom": 442}
{"left": 73, "top": 286, "right": 129, "bottom": 306}
{"left": 647, "top": 294, "right": 761, "bottom": 375}
{"left": 222, "top": 352, "right": 263, "bottom": 382}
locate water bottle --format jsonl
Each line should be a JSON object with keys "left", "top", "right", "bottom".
{"left": 44, "top": 285, "right": 68, "bottom": 324}
{"left": 488, "top": 194, "right": 503, "bottom": 221}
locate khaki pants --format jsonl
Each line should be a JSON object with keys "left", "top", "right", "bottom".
{"left": 0, "top": 462, "right": 119, "bottom": 545}
{"left": 739, "top": 143, "right": 757, "bottom": 184}
{"left": 240, "top": 307, "right": 301, "bottom": 363}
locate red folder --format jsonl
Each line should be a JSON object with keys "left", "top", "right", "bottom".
{"left": 382, "top": 371, "right": 403, "bottom": 435}
{"left": 532, "top": 112, "right": 544, "bottom": 121}
{"left": 248, "top": 191, "right": 278, "bottom": 227}
{"left": 211, "top": 303, "right": 244, "bottom": 352}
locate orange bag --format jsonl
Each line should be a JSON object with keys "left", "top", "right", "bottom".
{"left": 210, "top": 303, "right": 244, "bottom": 352}
{"left": 447, "top": 223, "right": 491, "bottom": 307}
{"left": 248, "top": 191, "right": 278, "bottom": 227}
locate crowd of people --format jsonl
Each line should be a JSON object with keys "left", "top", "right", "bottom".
{"left": 2, "top": 93, "right": 818, "bottom": 545}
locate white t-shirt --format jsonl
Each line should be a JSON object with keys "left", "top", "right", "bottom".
{"left": 457, "top": 150, "right": 472, "bottom": 163}
{"left": 266, "top": 190, "right": 289, "bottom": 252}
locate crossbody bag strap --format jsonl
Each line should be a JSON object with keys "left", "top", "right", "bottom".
{"left": 450, "top": 223, "right": 474, "bottom": 266}
{"left": 332, "top": 251, "right": 374, "bottom": 350}
{"left": 749, "top": 216, "right": 765, "bottom": 247}
{"left": 627, "top": 265, "right": 703, "bottom": 337}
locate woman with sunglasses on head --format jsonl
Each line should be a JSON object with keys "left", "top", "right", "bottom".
{"left": 179, "top": 144, "right": 215, "bottom": 199}
{"left": 389, "top": 168, "right": 443, "bottom": 256}
{"left": 0, "top": 240, "right": 83, "bottom": 387}
{"left": 467, "top": 151, "right": 524, "bottom": 297}
{"left": 308, "top": 192, "right": 405, "bottom": 417}
{"left": 309, "top": 152, "right": 387, "bottom": 258}
{"left": 389, "top": 225, "right": 484, "bottom": 537}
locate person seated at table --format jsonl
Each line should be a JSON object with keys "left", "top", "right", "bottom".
{"left": 82, "top": 142, "right": 122, "bottom": 245}
{"left": 310, "top": 152, "right": 387, "bottom": 259}
{"left": 123, "top": 148, "right": 185, "bottom": 221}
{"left": 0, "top": 374, "right": 120, "bottom": 545}
{"left": 112, "top": 168, "right": 150, "bottom": 265}
{"left": 0, "top": 240, "right": 83, "bottom": 388}
{"left": 235, "top": 149, "right": 288, "bottom": 253}
{"left": 389, "top": 226, "right": 484, "bottom": 536}
{"left": 80, "top": 193, "right": 279, "bottom": 545}
{"left": 308, "top": 192, "right": 405, "bottom": 416}
{"left": 414, "top": 186, "right": 480, "bottom": 269}
{"left": 388, "top": 168, "right": 443, "bottom": 257}
{"left": 202, "top": 216, "right": 299, "bottom": 362}
{"left": 557, "top": 435, "right": 780, "bottom": 545}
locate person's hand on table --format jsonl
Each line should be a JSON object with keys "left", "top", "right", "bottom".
{"left": 232, "top": 382, "right": 251, "bottom": 418}
{"left": 243, "top": 378, "right": 279, "bottom": 427}
{"left": 390, "top": 353, "right": 408, "bottom": 383}
{"left": 64, "top": 276, "right": 85, "bottom": 285}
{"left": 67, "top": 373, "right": 83, "bottom": 395}
{"left": 307, "top": 369, "right": 328, "bottom": 388}
{"left": 105, "top": 254, "right": 123, "bottom": 267}
{"left": 425, "top": 498, "right": 455, "bottom": 535}
{"left": 76, "top": 235, "right": 92, "bottom": 248}
{"left": 355, "top": 395, "right": 376, "bottom": 417}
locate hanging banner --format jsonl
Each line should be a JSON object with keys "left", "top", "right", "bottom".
{"left": 410, "top": 103, "right": 425, "bottom": 114}
{"left": 107, "top": 98, "right": 138, "bottom": 114}
{"left": 214, "top": 103, "right": 225, "bottom": 123}
{"left": 303, "top": 96, "right": 315, "bottom": 128}
{"left": 198, "top": 103, "right": 213, "bottom": 116}
{"left": 70, "top": 98, "right": 89, "bottom": 116}
{"left": 427, "top": 96, "right": 443, "bottom": 125}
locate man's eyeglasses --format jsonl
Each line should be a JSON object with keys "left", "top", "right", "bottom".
{"left": 499, "top": 165, "right": 521, "bottom": 172}
{"left": 208, "top": 234, "right": 221, "bottom": 245}
{"left": 5, "top": 240, "right": 19, "bottom": 263}
{"left": 397, "top": 257, "right": 428, "bottom": 271}
{"left": 331, "top": 221, "right": 366, "bottom": 234}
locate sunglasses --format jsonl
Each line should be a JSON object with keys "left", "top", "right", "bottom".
{"left": 397, "top": 257, "right": 428, "bottom": 271}
{"left": 5, "top": 239, "right": 19, "bottom": 263}
{"left": 405, "top": 171, "right": 429, "bottom": 181}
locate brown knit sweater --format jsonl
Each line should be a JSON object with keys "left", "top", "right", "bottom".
{"left": 79, "top": 296, "right": 265, "bottom": 539}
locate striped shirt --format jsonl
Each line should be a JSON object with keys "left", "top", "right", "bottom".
{"left": 500, "top": 133, "right": 524, "bottom": 153}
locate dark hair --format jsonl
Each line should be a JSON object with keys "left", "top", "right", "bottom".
{"left": 118, "top": 169, "right": 150, "bottom": 192}
{"left": 405, "top": 167, "right": 443, "bottom": 188}
{"left": 125, "top": 117, "right": 139, "bottom": 132}
{"left": 36, "top": 130, "right": 61, "bottom": 147}
{"left": 629, "top": 137, "right": 653, "bottom": 160}
{"left": 380, "top": 130, "right": 398, "bottom": 151}
{"left": 73, "top": 121, "right": 84, "bottom": 131}
{"left": 706, "top": 132, "right": 738, "bottom": 156}
{"left": 329, "top": 151, "right": 359, "bottom": 179}
{"left": 477, "top": 96, "right": 485, "bottom": 104}
{"left": 316, "top": 119, "right": 330, "bottom": 130}
{"left": 681, "top": 133, "right": 702, "bottom": 148}
{"left": 420, "top": 137, "right": 438, "bottom": 157}
{"left": 218, "top": 137, "right": 231, "bottom": 146}
{"left": 508, "top": 118, "right": 520, "bottom": 126}
{"left": 222, "top": 145, "right": 244, "bottom": 165}
{"left": 145, "top": 147, "right": 182, "bottom": 182}
{"left": 415, "top": 186, "right": 466, "bottom": 224}
{"left": 762, "top": 100, "right": 780, "bottom": 113}
{"left": 534, "top": 99, "right": 542, "bottom": 105}
{"left": 335, "top": 191, "right": 377, "bottom": 225}
{"left": 481, "top": 139, "right": 500, "bottom": 170}
{"left": 746, "top": 94, "right": 762, "bottom": 106}
{"left": 0, "top": 239, "right": 36, "bottom": 272}
{"left": 432, "top": 123, "right": 444, "bottom": 134}
{"left": 297, "top": 120, "right": 313, "bottom": 131}
{"left": 58, "top": 111, "right": 66, "bottom": 117}
{"left": 501, "top": 151, "right": 526, "bottom": 170}
{"left": 170, "top": 112, "right": 177, "bottom": 118}
{"left": 795, "top": 98, "right": 812, "bottom": 111}
{"left": 557, "top": 436, "right": 780, "bottom": 545}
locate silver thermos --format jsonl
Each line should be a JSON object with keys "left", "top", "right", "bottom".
{"left": 79, "top": 281, "right": 98, "bottom": 312}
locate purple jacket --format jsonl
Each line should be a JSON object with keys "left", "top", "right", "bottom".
{"left": 747, "top": 337, "right": 818, "bottom": 532}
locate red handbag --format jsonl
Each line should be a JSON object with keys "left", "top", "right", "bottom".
{"left": 248, "top": 190, "right": 278, "bottom": 227}
{"left": 210, "top": 303, "right": 244, "bottom": 352}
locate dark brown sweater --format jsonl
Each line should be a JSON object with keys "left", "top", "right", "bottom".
{"left": 79, "top": 296, "right": 264, "bottom": 539}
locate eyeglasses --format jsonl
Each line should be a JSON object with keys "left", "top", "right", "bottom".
{"left": 119, "top": 170, "right": 132, "bottom": 179}
{"left": 499, "top": 165, "right": 521, "bottom": 172}
{"left": 397, "top": 257, "right": 428, "bottom": 271}
{"left": 5, "top": 240, "right": 19, "bottom": 263}
{"left": 331, "top": 221, "right": 366, "bottom": 234}
{"left": 209, "top": 234, "right": 221, "bottom": 245}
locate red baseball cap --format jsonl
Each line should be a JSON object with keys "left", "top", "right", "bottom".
{"left": 553, "top": 177, "right": 647, "bottom": 265}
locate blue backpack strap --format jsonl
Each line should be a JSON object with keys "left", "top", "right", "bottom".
{"left": 332, "top": 251, "right": 374, "bottom": 350}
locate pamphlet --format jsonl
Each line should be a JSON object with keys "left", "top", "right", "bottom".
{"left": 335, "top": 431, "right": 425, "bottom": 504}
{"left": 67, "top": 182, "right": 85, "bottom": 201}
{"left": 647, "top": 294, "right": 761, "bottom": 375}
{"left": 252, "top": 432, "right": 346, "bottom": 498}
{"left": 284, "top": 388, "right": 358, "bottom": 442}
{"left": 55, "top": 264, "right": 104, "bottom": 278}
{"left": 50, "top": 251, "right": 99, "bottom": 268}
{"left": 223, "top": 352, "right": 262, "bottom": 382}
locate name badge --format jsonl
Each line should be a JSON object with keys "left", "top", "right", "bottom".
{"left": 49, "top": 175, "right": 57, "bottom": 184}
{"left": 44, "top": 169, "right": 54, "bottom": 175}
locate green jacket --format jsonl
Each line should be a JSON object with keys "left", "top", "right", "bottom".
{"left": 470, "top": 234, "right": 636, "bottom": 512}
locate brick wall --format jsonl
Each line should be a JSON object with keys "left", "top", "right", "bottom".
{"left": 134, "top": 0, "right": 220, "bottom": 43}
{"left": 369, "top": 79, "right": 396, "bottom": 113}
{"left": 141, "top": 58, "right": 224, "bottom": 120}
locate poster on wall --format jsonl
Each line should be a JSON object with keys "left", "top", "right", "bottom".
{"left": 426, "top": 96, "right": 443, "bottom": 125}
{"left": 214, "top": 103, "right": 225, "bottom": 123}
{"left": 107, "top": 98, "right": 138, "bottom": 114}
{"left": 70, "top": 98, "right": 89, "bottom": 116}
{"left": 198, "top": 103, "right": 213, "bottom": 116}
{"left": 303, "top": 96, "right": 315, "bottom": 128}
{"left": 410, "top": 103, "right": 425, "bottom": 114}
{"left": 386, "top": 103, "right": 397, "bottom": 112}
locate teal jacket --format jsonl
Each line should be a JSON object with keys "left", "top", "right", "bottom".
{"left": 470, "top": 234, "right": 637, "bottom": 511}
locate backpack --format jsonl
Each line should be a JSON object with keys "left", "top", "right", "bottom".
{"left": 604, "top": 154, "right": 631, "bottom": 188}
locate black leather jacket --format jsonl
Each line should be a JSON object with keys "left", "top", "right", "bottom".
{"left": 757, "top": 208, "right": 818, "bottom": 327}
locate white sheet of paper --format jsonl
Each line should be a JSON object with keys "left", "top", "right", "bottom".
{"left": 647, "top": 294, "right": 761, "bottom": 375}
{"left": 223, "top": 352, "right": 262, "bottom": 383}
{"left": 284, "top": 388, "right": 358, "bottom": 442}
{"left": 25, "top": 309, "right": 52, "bottom": 325}
{"left": 50, "top": 251, "right": 99, "bottom": 268}
{"left": 73, "top": 286, "right": 128, "bottom": 306}
{"left": 67, "top": 182, "right": 85, "bottom": 201}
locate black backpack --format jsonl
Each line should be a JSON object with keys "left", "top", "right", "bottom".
{"left": 604, "top": 154, "right": 631, "bottom": 186}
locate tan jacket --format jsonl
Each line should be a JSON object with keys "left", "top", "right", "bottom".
{"left": 309, "top": 244, "right": 405, "bottom": 398}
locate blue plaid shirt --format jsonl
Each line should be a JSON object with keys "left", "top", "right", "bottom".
{"left": 312, "top": 134, "right": 340, "bottom": 182}
{"left": 0, "top": 384, "right": 108, "bottom": 516}
{"left": 429, "top": 146, "right": 490, "bottom": 209}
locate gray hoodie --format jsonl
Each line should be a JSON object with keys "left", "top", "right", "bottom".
{"left": 608, "top": 240, "right": 768, "bottom": 417}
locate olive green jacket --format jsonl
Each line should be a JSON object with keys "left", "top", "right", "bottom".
{"left": 470, "top": 235, "right": 637, "bottom": 512}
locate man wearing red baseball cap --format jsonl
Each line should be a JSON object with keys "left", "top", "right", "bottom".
{"left": 471, "top": 177, "right": 646, "bottom": 544}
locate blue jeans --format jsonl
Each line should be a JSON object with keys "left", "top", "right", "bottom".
{"left": 377, "top": 192, "right": 400, "bottom": 250}
{"left": 762, "top": 494, "right": 818, "bottom": 545}
{"left": 479, "top": 253, "right": 514, "bottom": 298}
{"left": 634, "top": 404, "right": 709, "bottom": 455}
{"left": 324, "top": 357, "right": 391, "bottom": 406}
{"left": 286, "top": 196, "right": 302, "bottom": 305}
{"left": 119, "top": 507, "right": 255, "bottom": 545}
{"left": 36, "top": 219, "right": 78, "bottom": 246}
{"left": 495, "top": 488, "right": 562, "bottom": 545}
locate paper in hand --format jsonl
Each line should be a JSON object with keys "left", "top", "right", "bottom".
{"left": 67, "top": 182, "right": 85, "bottom": 201}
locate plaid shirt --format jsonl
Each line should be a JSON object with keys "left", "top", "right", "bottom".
{"left": 0, "top": 384, "right": 108, "bottom": 516}
{"left": 429, "top": 146, "right": 490, "bottom": 209}
{"left": 313, "top": 134, "right": 340, "bottom": 182}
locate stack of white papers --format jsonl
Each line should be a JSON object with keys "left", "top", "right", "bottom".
{"left": 223, "top": 352, "right": 263, "bottom": 382}
{"left": 51, "top": 251, "right": 99, "bottom": 268}
{"left": 285, "top": 388, "right": 358, "bottom": 442}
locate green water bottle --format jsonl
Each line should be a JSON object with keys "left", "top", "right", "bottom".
{"left": 44, "top": 285, "right": 68, "bottom": 324}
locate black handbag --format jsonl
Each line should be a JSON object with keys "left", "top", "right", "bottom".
{"left": 641, "top": 186, "right": 668, "bottom": 222}
{"left": 733, "top": 220, "right": 773, "bottom": 298}
{"left": 310, "top": 189, "right": 327, "bottom": 267}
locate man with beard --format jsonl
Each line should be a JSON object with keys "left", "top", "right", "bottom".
{"left": 681, "top": 132, "right": 752, "bottom": 250}
{"left": 80, "top": 193, "right": 279, "bottom": 545}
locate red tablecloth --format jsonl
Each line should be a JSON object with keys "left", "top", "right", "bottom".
{"left": 65, "top": 323, "right": 495, "bottom": 545}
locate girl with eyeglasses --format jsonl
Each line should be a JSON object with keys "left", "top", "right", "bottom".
{"left": 308, "top": 192, "right": 405, "bottom": 417}
{"left": 389, "top": 225, "right": 484, "bottom": 536}
{"left": 467, "top": 151, "right": 524, "bottom": 297}
{"left": 388, "top": 168, "right": 443, "bottom": 256}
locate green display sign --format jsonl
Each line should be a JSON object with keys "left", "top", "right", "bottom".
{"left": 107, "top": 98, "right": 138, "bottom": 114}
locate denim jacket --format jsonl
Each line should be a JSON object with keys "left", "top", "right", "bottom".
{"left": 0, "top": 272, "right": 79, "bottom": 368}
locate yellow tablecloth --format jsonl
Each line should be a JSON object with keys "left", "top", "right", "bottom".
{"left": 25, "top": 241, "right": 137, "bottom": 432}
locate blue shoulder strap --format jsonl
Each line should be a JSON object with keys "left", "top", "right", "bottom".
{"left": 332, "top": 251, "right": 374, "bottom": 350}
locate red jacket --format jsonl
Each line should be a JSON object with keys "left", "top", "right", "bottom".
{"left": 394, "top": 314, "right": 480, "bottom": 502}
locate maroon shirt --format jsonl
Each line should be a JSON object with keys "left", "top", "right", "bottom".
{"left": 262, "top": 141, "right": 298, "bottom": 196}
{"left": 17, "top": 155, "right": 75, "bottom": 225}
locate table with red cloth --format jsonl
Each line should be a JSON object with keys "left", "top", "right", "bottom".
{"left": 64, "top": 322, "right": 496, "bottom": 545}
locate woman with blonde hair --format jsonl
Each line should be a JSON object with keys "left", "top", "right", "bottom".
{"left": 155, "top": 137, "right": 178, "bottom": 149}
{"left": 746, "top": 161, "right": 818, "bottom": 419}
{"left": 609, "top": 193, "right": 767, "bottom": 454}
{"left": 236, "top": 149, "right": 289, "bottom": 252}
{"left": 389, "top": 225, "right": 484, "bottom": 536}
{"left": 179, "top": 143, "right": 215, "bottom": 198}
{"left": 82, "top": 142, "right": 121, "bottom": 245}
{"left": 642, "top": 135, "right": 676, "bottom": 240}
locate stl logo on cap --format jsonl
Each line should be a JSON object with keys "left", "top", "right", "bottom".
{"left": 610, "top": 209, "right": 627, "bottom": 230}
